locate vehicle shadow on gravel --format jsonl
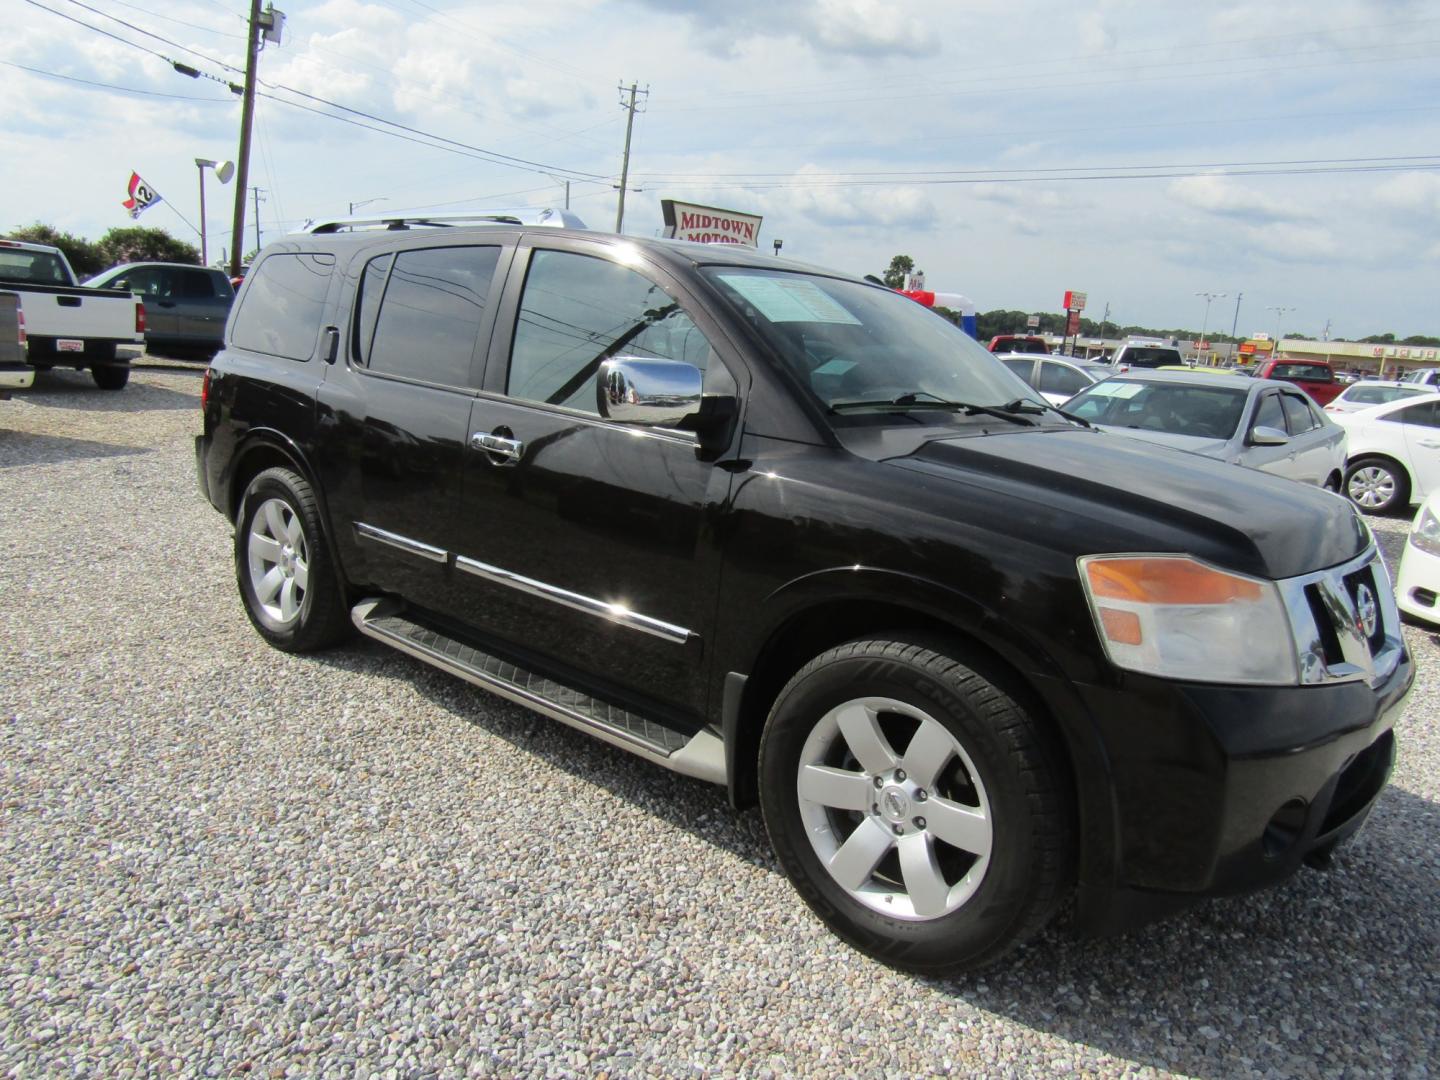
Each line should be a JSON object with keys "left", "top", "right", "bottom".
{"left": 24, "top": 373, "right": 199, "bottom": 412}
{"left": 924, "top": 784, "right": 1440, "bottom": 1076}
{"left": 312, "top": 640, "right": 1438, "bottom": 1080}
{"left": 0, "top": 430, "right": 150, "bottom": 469}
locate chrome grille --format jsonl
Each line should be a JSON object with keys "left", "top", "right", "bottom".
{"left": 1280, "top": 546, "right": 1403, "bottom": 686}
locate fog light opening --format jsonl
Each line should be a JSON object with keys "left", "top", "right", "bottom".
{"left": 1262, "top": 798, "right": 1308, "bottom": 860}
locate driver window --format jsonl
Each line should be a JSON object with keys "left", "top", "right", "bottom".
{"left": 1252, "top": 393, "right": 1285, "bottom": 433}
{"left": 509, "top": 250, "right": 719, "bottom": 414}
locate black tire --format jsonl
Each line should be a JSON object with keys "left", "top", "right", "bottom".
{"left": 758, "top": 638, "right": 1072, "bottom": 975}
{"left": 1344, "top": 456, "right": 1410, "bottom": 515}
{"left": 234, "top": 467, "right": 351, "bottom": 652}
{"left": 90, "top": 363, "right": 130, "bottom": 390}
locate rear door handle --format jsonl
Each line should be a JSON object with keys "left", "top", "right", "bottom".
{"left": 470, "top": 430, "right": 525, "bottom": 463}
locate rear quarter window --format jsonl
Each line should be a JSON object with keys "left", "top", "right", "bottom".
{"left": 230, "top": 253, "right": 336, "bottom": 361}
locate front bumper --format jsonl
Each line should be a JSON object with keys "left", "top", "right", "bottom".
{"left": 1396, "top": 534, "right": 1440, "bottom": 627}
{"left": 1070, "top": 646, "right": 1413, "bottom": 936}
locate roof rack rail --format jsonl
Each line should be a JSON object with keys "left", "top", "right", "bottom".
{"left": 304, "top": 208, "right": 588, "bottom": 234}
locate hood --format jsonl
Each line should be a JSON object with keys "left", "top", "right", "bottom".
{"left": 883, "top": 427, "right": 1368, "bottom": 580}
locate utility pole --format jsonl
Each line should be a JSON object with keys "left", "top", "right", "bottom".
{"left": 229, "top": 0, "right": 263, "bottom": 278}
{"left": 1098, "top": 302, "right": 1110, "bottom": 343}
{"left": 1196, "top": 291, "right": 1226, "bottom": 366}
{"left": 251, "top": 187, "right": 266, "bottom": 253}
{"left": 1228, "top": 292, "right": 1243, "bottom": 364}
{"left": 230, "top": 3, "right": 283, "bottom": 276}
{"left": 614, "top": 81, "right": 648, "bottom": 234}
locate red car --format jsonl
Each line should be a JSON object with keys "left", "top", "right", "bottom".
{"left": 1254, "top": 358, "right": 1343, "bottom": 407}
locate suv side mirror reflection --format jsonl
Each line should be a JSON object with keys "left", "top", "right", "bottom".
{"left": 1249, "top": 425, "right": 1289, "bottom": 446}
{"left": 598, "top": 357, "right": 704, "bottom": 428}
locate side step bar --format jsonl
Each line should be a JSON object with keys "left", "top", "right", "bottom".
{"left": 351, "top": 599, "right": 727, "bottom": 785}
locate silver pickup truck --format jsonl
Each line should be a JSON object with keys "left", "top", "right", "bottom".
{"left": 0, "top": 291, "right": 30, "bottom": 398}
{"left": 0, "top": 239, "right": 144, "bottom": 389}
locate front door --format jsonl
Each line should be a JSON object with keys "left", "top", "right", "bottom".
{"left": 451, "top": 241, "right": 742, "bottom": 719}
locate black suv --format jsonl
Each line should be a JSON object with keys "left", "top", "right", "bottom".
{"left": 197, "top": 224, "right": 1412, "bottom": 973}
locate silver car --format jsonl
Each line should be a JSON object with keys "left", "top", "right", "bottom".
{"left": 995, "top": 352, "right": 1110, "bottom": 405}
{"left": 1063, "top": 369, "right": 1347, "bottom": 490}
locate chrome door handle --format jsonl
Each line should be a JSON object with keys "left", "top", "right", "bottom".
{"left": 470, "top": 430, "right": 525, "bottom": 463}
{"left": 1420, "top": 439, "right": 1440, "bottom": 449}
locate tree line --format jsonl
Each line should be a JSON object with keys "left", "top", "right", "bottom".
{"left": 4, "top": 222, "right": 201, "bottom": 277}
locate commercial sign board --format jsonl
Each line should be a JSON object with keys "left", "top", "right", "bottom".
{"left": 661, "top": 199, "right": 763, "bottom": 247}
{"left": 1063, "top": 290, "right": 1087, "bottom": 311}
{"left": 1026, "top": 314, "right": 1040, "bottom": 328}
{"left": 1066, "top": 311, "right": 1081, "bottom": 336}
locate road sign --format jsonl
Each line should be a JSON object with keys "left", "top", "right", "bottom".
{"left": 1063, "top": 290, "right": 1087, "bottom": 312}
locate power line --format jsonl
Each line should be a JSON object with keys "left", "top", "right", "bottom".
{"left": 87, "top": 0, "right": 247, "bottom": 38}
{"left": 0, "top": 58, "right": 234, "bottom": 101}
{"left": 25, "top": 0, "right": 610, "bottom": 183}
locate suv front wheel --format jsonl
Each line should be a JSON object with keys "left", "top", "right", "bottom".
{"left": 235, "top": 467, "right": 350, "bottom": 652}
{"left": 759, "top": 638, "right": 1072, "bottom": 974}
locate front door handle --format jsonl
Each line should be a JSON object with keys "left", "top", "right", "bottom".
{"left": 1420, "top": 439, "right": 1440, "bottom": 449}
{"left": 470, "top": 430, "right": 525, "bottom": 463}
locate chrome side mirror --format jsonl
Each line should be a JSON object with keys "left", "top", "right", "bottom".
{"left": 1249, "top": 425, "right": 1289, "bottom": 446}
{"left": 597, "top": 357, "right": 703, "bottom": 427}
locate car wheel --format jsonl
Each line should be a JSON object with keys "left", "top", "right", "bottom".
{"left": 235, "top": 467, "right": 351, "bottom": 652}
{"left": 1344, "top": 457, "right": 1410, "bottom": 514}
{"left": 90, "top": 364, "right": 130, "bottom": 390}
{"left": 758, "top": 638, "right": 1072, "bottom": 974}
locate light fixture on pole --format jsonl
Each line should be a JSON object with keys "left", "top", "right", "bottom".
{"left": 773, "top": 238, "right": 784, "bottom": 257}
{"left": 1196, "top": 291, "right": 1226, "bottom": 366}
{"left": 1266, "top": 305, "right": 1296, "bottom": 352}
{"left": 348, "top": 196, "right": 387, "bottom": 215}
{"left": 195, "top": 158, "right": 234, "bottom": 266}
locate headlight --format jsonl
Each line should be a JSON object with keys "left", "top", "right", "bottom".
{"left": 1079, "top": 555, "right": 1298, "bottom": 685}
{"left": 1411, "top": 505, "right": 1440, "bottom": 557}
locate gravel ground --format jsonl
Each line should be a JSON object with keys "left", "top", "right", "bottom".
{"left": 2, "top": 360, "right": 1437, "bottom": 1079}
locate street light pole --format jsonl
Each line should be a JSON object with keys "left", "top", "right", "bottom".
{"left": 1267, "top": 305, "right": 1295, "bottom": 353}
{"left": 1196, "top": 291, "right": 1226, "bottom": 366}
{"left": 195, "top": 158, "right": 234, "bottom": 266}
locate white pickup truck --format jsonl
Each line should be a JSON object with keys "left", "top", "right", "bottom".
{"left": 0, "top": 239, "right": 144, "bottom": 389}
{"left": 0, "top": 291, "right": 30, "bottom": 398}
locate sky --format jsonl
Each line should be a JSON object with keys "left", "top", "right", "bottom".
{"left": 4, "top": 0, "right": 1439, "bottom": 340}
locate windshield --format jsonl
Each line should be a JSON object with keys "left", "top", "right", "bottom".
{"left": 1065, "top": 380, "right": 1248, "bottom": 439}
{"left": 701, "top": 267, "right": 1033, "bottom": 412}
{"left": 0, "top": 249, "right": 71, "bottom": 285}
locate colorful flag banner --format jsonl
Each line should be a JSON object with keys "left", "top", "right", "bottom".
{"left": 122, "top": 172, "right": 162, "bottom": 219}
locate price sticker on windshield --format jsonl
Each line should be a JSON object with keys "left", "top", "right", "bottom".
{"left": 717, "top": 274, "right": 862, "bottom": 325}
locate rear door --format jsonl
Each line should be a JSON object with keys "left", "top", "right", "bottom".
{"left": 316, "top": 241, "right": 510, "bottom": 619}
{"left": 170, "top": 268, "right": 233, "bottom": 345}
{"left": 1037, "top": 359, "right": 1094, "bottom": 404}
{"left": 452, "top": 237, "right": 743, "bottom": 718}
{"left": 1391, "top": 399, "right": 1440, "bottom": 499}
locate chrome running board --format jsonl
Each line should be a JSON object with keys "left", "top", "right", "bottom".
{"left": 350, "top": 598, "right": 726, "bottom": 785}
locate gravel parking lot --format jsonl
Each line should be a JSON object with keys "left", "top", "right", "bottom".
{"left": 2, "top": 360, "right": 1437, "bottom": 1078}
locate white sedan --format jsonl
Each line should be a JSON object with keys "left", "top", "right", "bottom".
{"left": 1396, "top": 490, "right": 1440, "bottom": 626}
{"left": 1323, "top": 380, "right": 1438, "bottom": 416}
{"left": 1332, "top": 396, "right": 1440, "bottom": 513}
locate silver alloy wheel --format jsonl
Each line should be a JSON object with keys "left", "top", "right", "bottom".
{"left": 1348, "top": 466, "right": 1396, "bottom": 509}
{"left": 246, "top": 497, "right": 309, "bottom": 626}
{"left": 796, "top": 696, "right": 993, "bottom": 921}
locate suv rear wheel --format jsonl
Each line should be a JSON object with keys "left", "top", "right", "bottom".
{"left": 235, "top": 467, "right": 350, "bottom": 652}
{"left": 758, "top": 638, "right": 1072, "bottom": 974}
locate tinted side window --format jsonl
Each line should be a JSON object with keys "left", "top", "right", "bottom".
{"left": 1001, "top": 357, "right": 1035, "bottom": 383}
{"left": 231, "top": 253, "right": 335, "bottom": 361}
{"left": 1281, "top": 393, "right": 1317, "bottom": 433}
{"left": 368, "top": 246, "right": 500, "bottom": 387}
{"left": 1039, "top": 361, "right": 1090, "bottom": 397}
{"left": 1252, "top": 393, "right": 1285, "bottom": 432}
{"left": 178, "top": 269, "right": 216, "bottom": 299}
{"left": 1389, "top": 401, "right": 1440, "bottom": 428}
{"left": 509, "top": 250, "right": 697, "bottom": 414}
{"left": 352, "top": 253, "right": 393, "bottom": 365}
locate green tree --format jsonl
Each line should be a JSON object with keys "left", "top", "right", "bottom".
{"left": 881, "top": 254, "right": 916, "bottom": 289}
{"left": 98, "top": 226, "right": 200, "bottom": 267}
{"left": 5, "top": 222, "right": 106, "bottom": 276}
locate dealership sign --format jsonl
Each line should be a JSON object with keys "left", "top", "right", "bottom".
{"left": 1063, "top": 290, "right": 1087, "bottom": 311}
{"left": 661, "top": 200, "right": 763, "bottom": 247}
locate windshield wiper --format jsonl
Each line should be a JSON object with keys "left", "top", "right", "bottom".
{"left": 829, "top": 393, "right": 1038, "bottom": 426}
{"left": 1020, "top": 398, "right": 1093, "bottom": 428}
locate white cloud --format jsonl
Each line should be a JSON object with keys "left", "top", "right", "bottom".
{"left": 1374, "top": 171, "right": 1440, "bottom": 220}
{"left": 1168, "top": 175, "right": 1307, "bottom": 223}
{"left": 1241, "top": 222, "right": 1340, "bottom": 261}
